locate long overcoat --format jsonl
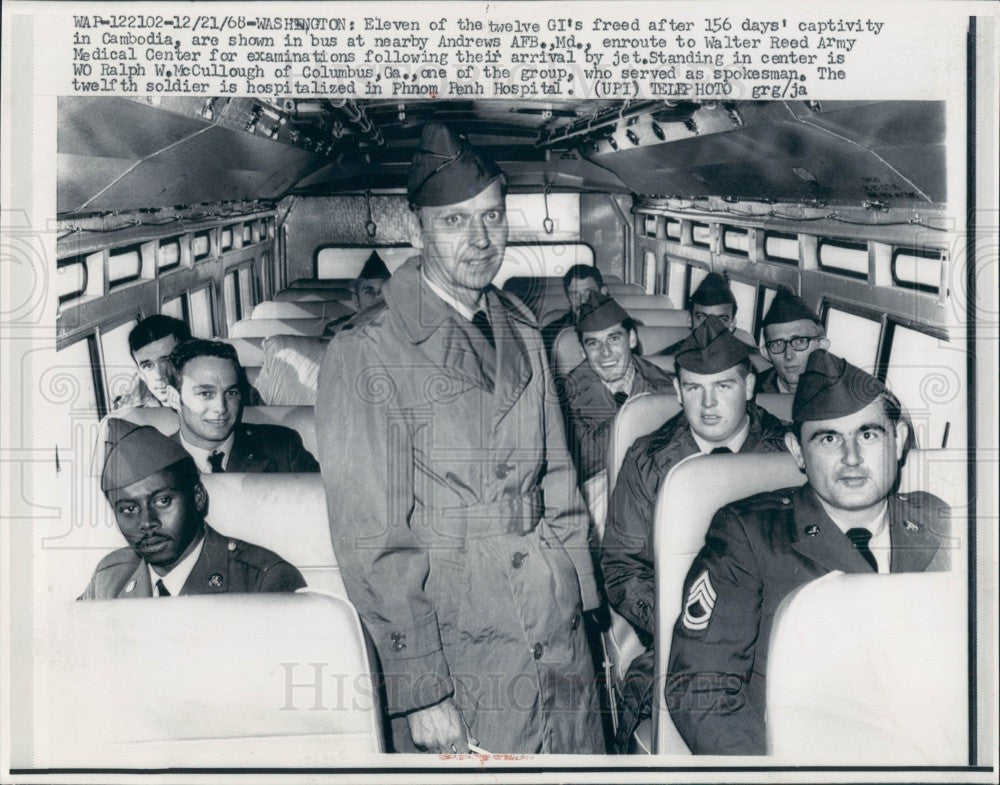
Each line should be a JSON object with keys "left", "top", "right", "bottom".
{"left": 316, "top": 258, "right": 603, "bottom": 753}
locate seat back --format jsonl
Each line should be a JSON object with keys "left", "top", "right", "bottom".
{"left": 274, "top": 287, "right": 353, "bottom": 302}
{"left": 634, "top": 325, "right": 692, "bottom": 355}
{"left": 287, "top": 278, "right": 354, "bottom": 289}
{"left": 220, "top": 337, "right": 265, "bottom": 368}
{"left": 241, "top": 405, "right": 317, "bottom": 455}
{"left": 766, "top": 571, "right": 966, "bottom": 763}
{"left": 35, "top": 593, "right": 382, "bottom": 767}
{"left": 629, "top": 308, "right": 693, "bottom": 328}
{"left": 755, "top": 392, "right": 793, "bottom": 423}
{"left": 605, "top": 392, "right": 682, "bottom": 498}
{"left": 652, "top": 451, "right": 807, "bottom": 753}
{"left": 252, "top": 300, "right": 354, "bottom": 321}
{"left": 552, "top": 327, "right": 586, "bottom": 377}
{"left": 613, "top": 293, "right": 676, "bottom": 311}
{"left": 230, "top": 317, "right": 330, "bottom": 338}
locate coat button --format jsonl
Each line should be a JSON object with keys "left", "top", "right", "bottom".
{"left": 571, "top": 614, "right": 581, "bottom": 630}
{"left": 392, "top": 641, "right": 406, "bottom": 652}
{"left": 532, "top": 643, "right": 544, "bottom": 660}
{"left": 512, "top": 552, "right": 526, "bottom": 568}
{"left": 495, "top": 463, "right": 511, "bottom": 479}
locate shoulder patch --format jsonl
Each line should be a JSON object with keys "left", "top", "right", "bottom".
{"left": 683, "top": 570, "right": 717, "bottom": 631}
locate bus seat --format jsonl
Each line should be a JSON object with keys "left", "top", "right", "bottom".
{"left": 254, "top": 335, "right": 327, "bottom": 406}
{"left": 220, "top": 337, "right": 265, "bottom": 367}
{"left": 230, "top": 317, "right": 330, "bottom": 339}
{"left": 644, "top": 355, "right": 676, "bottom": 374}
{"left": 629, "top": 308, "right": 692, "bottom": 328}
{"left": 288, "top": 278, "right": 354, "bottom": 289}
{"left": 36, "top": 592, "right": 381, "bottom": 767}
{"left": 253, "top": 299, "right": 354, "bottom": 321}
{"left": 634, "top": 326, "right": 692, "bottom": 357}
{"left": 652, "top": 451, "right": 807, "bottom": 753}
{"left": 606, "top": 281, "right": 638, "bottom": 292}
{"left": 552, "top": 327, "right": 586, "bottom": 377}
{"left": 581, "top": 471, "right": 607, "bottom": 544}
{"left": 756, "top": 392, "right": 793, "bottom": 423}
{"left": 245, "top": 365, "right": 262, "bottom": 387}
{"left": 274, "top": 287, "right": 354, "bottom": 302}
{"left": 613, "top": 293, "right": 677, "bottom": 311}
{"left": 766, "top": 570, "right": 965, "bottom": 763}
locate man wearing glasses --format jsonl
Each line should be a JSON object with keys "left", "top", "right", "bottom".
{"left": 757, "top": 288, "right": 830, "bottom": 394}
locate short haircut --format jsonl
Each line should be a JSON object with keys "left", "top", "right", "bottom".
{"left": 128, "top": 315, "right": 190, "bottom": 357}
{"left": 169, "top": 339, "right": 248, "bottom": 394}
{"left": 562, "top": 264, "right": 604, "bottom": 292}
{"left": 791, "top": 389, "right": 904, "bottom": 440}
{"left": 674, "top": 358, "right": 752, "bottom": 380}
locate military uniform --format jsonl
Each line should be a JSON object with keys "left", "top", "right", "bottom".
{"left": 563, "top": 357, "right": 675, "bottom": 482}
{"left": 601, "top": 404, "right": 788, "bottom": 643}
{"left": 112, "top": 373, "right": 179, "bottom": 411}
{"left": 666, "top": 484, "right": 950, "bottom": 754}
{"left": 173, "top": 423, "right": 319, "bottom": 473}
{"left": 754, "top": 366, "right": 784, "bottom": 394}
{"left": 79, "top": 523, "right": 306, "bottom": 599}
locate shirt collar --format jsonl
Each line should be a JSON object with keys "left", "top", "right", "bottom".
{"left": 179, "top": 431, "right": 236, "bottom": 473}
{"left": 776, "top": 376, "right": 791, "bottom": 394}
{"left": 816, "top": 498, "right": 891, "bottom": 573}
{"left": 691, "top": 415, "right": 751, "bottom": 455}
{"left": 422, "top": 270, "right": 484, "bottom": 323}
{"left": 151, "top": 533, "right": 205, "bottom": 596}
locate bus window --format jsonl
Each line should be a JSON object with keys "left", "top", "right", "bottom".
{"left": 664, "top": 218, "right": 681, "bottom": 240}
{"left": 728, "top": 279, "right": 757, "bottom": 334}
{"left": 57, "top": 254, "right": 88, "bottom": 306}
{"left": 242, "top": 223, "right": 253, "bottom": 246}
{"left": 643, "top": 215, "right": 658, "bottom": 238}
{"left": 823, "top": 306, "right": 881, "bottom": 374}
{"left": 756, "top": 285, "right": 779, "bottom": 339}
{"left": 688, "top": 266, "right": 708, "bottom": 297}
{"left": 188, "top": 286, "right": 215, "bottom": 338}
{"left": 101, "top": 318, "right": 139, "bottom": 403}
{"left": 818, "top": 239, "right": 869, "bottom": 280}
{"left": 224, "top": 270, "right": 240, "bottom": 327}
{"left": 666, "top": 258, "right": 686, "bottom": 308}
{"left": 192, "top": 231, "right": 212, "bottom": 261}
{"left": 723, "top": 227, "right": 750, "bottom": 257}
{"left": 220, "top": 227, "right": 234, "bottom": 252}
{"left": 107, "top": 245, "right": 143, "bottom": 288}
{"left": 885, "top": 325, "right": 966, "bottom": 448}
{"left": 162, "top": 294, "right": 188, "bottom": 324}
{"left": 892, "top": 247, "right": 944, "bottom": 294}
{"left": 506, "top": 193, "right": 579, "bottom": 240}
{"left": 691, "top": 222, "right": 712, "bottom": 248}
{"left": 158, "top": 237, "right": 182, "bottom": 272}
{"left": 764, "top": 231, "right": 799, "bottom": 264}
{"left": 643, "top": 251, "right": 656, "bottom": 294}
{"left": 238, "top": 266, "right": 256, "bottom": 315}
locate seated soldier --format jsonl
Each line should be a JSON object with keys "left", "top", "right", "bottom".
{"left": 112, "top": 315, "right": 190, "bottom": 411}
{"left": 323, "top": 250, "right": 392, "bottom": 337}
{"left": 666, "top": 350, "right": 950, "bottom": 755}
{"left": 541, "top": 264, "right": 608, "bottom": 358}
{"left": 170, "top": 339, "right": 320, "bottom": 473}
{"left": 79, "top": 419, "right": 305, "bottom": 599}
{"left": 601, "top": 316, "right": 788, "bottom": 748}
{"left": 658, "top": 273, "right": 757, "bottom": 356}
{"left": 756, "top": 288, "right": 830, "bottom": 394}
{"left": 563, "top": 291, "right": 674, "bottom": 482}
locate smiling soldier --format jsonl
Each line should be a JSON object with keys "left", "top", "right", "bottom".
{"left": 316, "top": 123, "right": 603, "bottom": 754}
{"left": 79, "top": 419, "right": 305, "bottom": 599}
{"left": 563, "top": 291, "right": 674, "bottom": 481}
{"left": 666, "top": 349, "right": 951, "bottom": 754}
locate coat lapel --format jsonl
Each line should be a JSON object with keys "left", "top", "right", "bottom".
{"left": 888, "top": 495, "right": 943, "bottom": 573}
{"left": 116, "top": 560, "right": 152, "bottom": 598}
{"left": 789, "top": 485, "right": 877, "bottom": 575}
{"left": 181, "top": 527, "right": 229, "bottom": 595}
{"left": 489, "top": 292, "right": 533, "bottom": 430}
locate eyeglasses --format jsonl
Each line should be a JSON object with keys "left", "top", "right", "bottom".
{"left": 765, "top": 336, "right": 820, "bottom": 354}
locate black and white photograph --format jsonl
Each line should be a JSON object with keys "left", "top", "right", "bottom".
{"left": 1, "top": 2, "right": 997, "bottom": 782}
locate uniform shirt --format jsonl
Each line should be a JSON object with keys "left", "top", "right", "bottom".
{"left": 151, "top": 534, "right": 204, "bottom": 596}
{"left": 423, "top": 272, "right": 483, "bottom": 322}
{"left": 818, "top": 498, "right": 891, "bottom": 573}
{"left": 603, "top": 361, "right": 638, "bottom": 397}
{"left": 691, "top": 416, "right": 751, "bottom": 455}
{"left": 180, "top": 432, "right": 236, "bottom": 473}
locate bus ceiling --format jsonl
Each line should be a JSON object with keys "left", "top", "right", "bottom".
{"left": 57, "top": 97, "right": 944, "bottom": 216}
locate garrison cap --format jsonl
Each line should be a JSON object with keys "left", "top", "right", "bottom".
{"left": 792, "top": 349, "right": 885, "bottom": 423}
{"left": 689, "top": 272, "right": 737, "bottom": 308}
{"left": 576, "top": 291, "right": 630, "bottom": 334}
{"left": 761, "top": 287, "right": 821, "bottom": 329}
{"left": 675, "top": 314, "right": 750, "bottom": 374}
{"left": 357, "top": 250, "right": 391, "bottom": 280}
{"left": 101, "top": 419, "right": 193, "bottom": 493}
{"left": 407, "top": 123, "right": 504, "bottom": 208}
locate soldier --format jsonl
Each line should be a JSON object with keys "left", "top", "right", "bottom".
{"left": 659, "top": 273, "right": 757, "bottom": 356}
{"left": 80, "top": 419, "right": 305, "bottom": 599}
{"left": 563, "top": 291, "right": 674, "bottom": 482}
{"left": 316, "top": 123, "right": 604, "bottom": 754}
{"left": 541, "top": 264, "right": 609, "bottom": 357}
{"left": 324, "top": 251, "right": 393, "bottom": 337}
{"left": 756, "top": 288, "right": 830, "bottom": 394}
{"left": 170, "top": 339, "right": 319, "bottom": 473}
{"left": 666, "top": 349, "right": 950, "bottom": 754}
{"left": 112, "top": 315, "right": 190, "bottom": 411}
{"left": 601, "top": 315, "right": 787, "bottom": 748}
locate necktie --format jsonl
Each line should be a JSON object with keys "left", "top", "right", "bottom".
{"left": 710, "top": 446, "right": 732, "bottom": 454}
{"left": 472, "top": 310, "right": 495, "bottom": 350}
{"left": 612, "top": 391, "right": 629, "bottom": 407}
{"left": 155, "top": 579, "right": 171, "bottom": 597}
{"left": 846, "top": 527, "right": 878, "bottom": 572}
{"left": 208, "top": 451, "right": 226, "bottom": 473}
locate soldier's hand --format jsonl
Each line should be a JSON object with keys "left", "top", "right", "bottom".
{"left": 407, "top": 698, "right": 477, "bottom": 753}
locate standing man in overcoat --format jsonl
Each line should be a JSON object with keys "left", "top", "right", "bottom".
{"left": 316, "top": 124, "right": 604, "bottom": 754}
